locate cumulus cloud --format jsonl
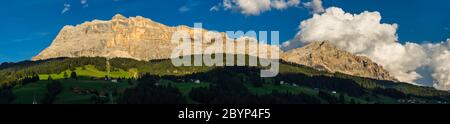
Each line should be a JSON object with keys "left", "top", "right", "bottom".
{"left": 61, "top": 4, "right": 71, "bottom": 14}
{"left": 303, "top": 0, "right": 324, "bottom": 14}
{"left": 272, "top": 0, "right": 301, "bottom": 9}
{"left": 271, "top": 0, "right": 289, "bottom": 10}
{"left": 283, "top": 7, "right": 450, "bottom": 90}
{"left": 235, "top": 0, "right": 272, "bottom": 15}
{"left": 213, "top": 0, "right": 301, "bottom": 16}
{"left": 423, "top": 39, "right": 450, "bottom": 90}
{"left": 431, "top": 53, "right": 450, "bottom": 90}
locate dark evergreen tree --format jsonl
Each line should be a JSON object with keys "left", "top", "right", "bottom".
{"left": 70, "top": 71, "right": 78, "bottom": 80}
{"left": 350, "top": 98, "right": 356, "bottom": 104}
{"left": 41, "top": 81, "right": 63, "bottom": 104}
{"left": 318, "top": 90, "right": 338, "bottom": 104}
{"left": 339, "top": 94, "right": 346, "bottom": 104}
{"left": 119, "top": 73, "right": 186, "bottom": 104}
{"left": 48, "top": 75, "right": 53, "bottom": 81}
{"left": 0, "top": 88, "right": 15, "bottom": 104}
{"left": 63, "top": 72, "right": 68, "bottom": 79}
{"left": 127, "top": 79, "right": 133, "bottom": 85}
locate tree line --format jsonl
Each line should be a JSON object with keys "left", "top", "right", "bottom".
{"left": 0, "top": 57, "right": 106, "bottom": 85}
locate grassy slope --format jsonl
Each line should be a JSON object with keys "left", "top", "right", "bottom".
{"left": 13, "top": 78, "right": 396, "bottom": 104}
{"left": 5, "top": 57, "right": 449, "bottom": 104}
{"left": 38, "top": 65, "right": 135, "bottom": 80}
{"left": 245, "top": 83, "right": 396, "bottom": 104}
{"left": 13, "top": 64, "right": 213, "bottom": 104}
{"left": 13, "top": 81, "right": 48, "bottom": 104}
{"left": 13, "top": 79, "right": 131, "bottom": 104}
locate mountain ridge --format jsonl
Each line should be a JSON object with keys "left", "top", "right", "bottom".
{"left": 32, "top": 14, "right": 395, "bottom": 81}
{"left": 282, "top": 41, "right": 396, "bottom": 81}
{"left": 32, "top": 14, "right": 280, "bottom": 61}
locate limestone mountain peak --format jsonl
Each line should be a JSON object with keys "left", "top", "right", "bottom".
{"left": 281, "top": 41, "right": 396, "bottom": 81}
{"left": 32, "top": 14, "right": 281, "bottom": 61}
{"left": 32, "top": 15, "right": 394, "bottom": 81}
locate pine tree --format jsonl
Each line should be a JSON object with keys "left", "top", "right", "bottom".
{"left": 339, "top": 94, "right": 346, "bottom": 104}
{"left": 127, "top": 79, "right": 133, "bottom": 85}
{"left": 350, "top": 98, "right": 356, "bottom": 104}
{"left": 70, "top": 71, "right": 77, "bottom": 80}
{"left": 48, "top": 75, "right": 53, "bottom": 81}
{"left": 63, "top": 72, "right": 68, "bottom": 79}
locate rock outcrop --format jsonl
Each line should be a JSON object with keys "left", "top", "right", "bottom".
{"left": 33, "top": 14, "right": 395, "bottom": 81}
{"left": 281, "top": 41, "right": 396, "bottom": 81}
{"left": 33, "top": 14, "right": 280, "bottom": 61}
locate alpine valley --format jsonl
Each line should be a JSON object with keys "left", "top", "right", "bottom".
{"left": 1, "top": 15, "right": 449, "bottom": 104}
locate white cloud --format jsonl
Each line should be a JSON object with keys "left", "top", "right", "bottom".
{"left": 179, "top": 2, "right": 199, "bottom": 13}
{"left": 271, "top": 0, "right": 289, "bottom": 10}
{"left": 303, "top": 0, "right": 324, "bottom": 14}
{"left": 288, "top": 0, "right": 301, "bottom": 6}
{"left": 431, "top": 52, "right": 450, "bottom": 90}
{"left": 210, "top": 5, "right": 220, "bottom": 11}
{"left": 213, "top": 0, "right": 301, "bottom": 16}
{"left": 179, "top": 6, "right": 191, "bottom": 13}
{"left": 272, "top": 0, "right": 299, "bottom": 9}
{"left": 284, "top": 7, "right": 450, "bottom": 90}
{"left": 236, "top": 0, "right": 272, "bottom": 15}
{"left": 81, "top": 0, "right": 89, "bottom": 8}
{"left": 61, "top": 4, "right": 71, "bottom": 14}
{"left": 223, "top": 0, "right": 233, "bottom": 10}
{"left": 423, "top": 39, "right": 450, "bottom": 90}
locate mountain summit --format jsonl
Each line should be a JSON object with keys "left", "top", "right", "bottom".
{"left": 33, "top": 14, "right": 280, "bottom": 61}
{"left": 281, "top": 41, "right": 396, "bottom": 81}
{"left": 33, "top": 14, "right": 181, "bottom": 61}
{"left": 33, "top": 14, "right": 394, "bottom": 81}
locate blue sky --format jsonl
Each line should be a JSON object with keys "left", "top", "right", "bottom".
{"left": 0, "top": 0, "right": 449, "bottom": 62}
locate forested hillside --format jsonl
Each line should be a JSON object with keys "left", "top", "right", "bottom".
{"left": 1, "top": 56, "right": 449, "bottom": 104}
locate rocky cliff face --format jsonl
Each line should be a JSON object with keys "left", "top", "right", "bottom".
{"left": 33, "top": 14, "right": 395, "bottom": 81}
{"left": 281, "top": 41, "right": 396, "bottom": 81}
{"left": 32, "top": 14, "right": 280, "bottom": 61}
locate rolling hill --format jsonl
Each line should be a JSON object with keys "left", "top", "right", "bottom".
{"left": 1, "top": 14, "right": 448, "bottom": 104}
{"left": 1, "top": 56, "right": 449, "bottom": 104}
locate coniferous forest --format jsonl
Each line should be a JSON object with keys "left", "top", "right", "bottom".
{"left": 1, "top": 56, "right": 450, "bottom": 104}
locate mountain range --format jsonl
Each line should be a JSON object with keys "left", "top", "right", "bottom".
{"left": 3, "top": 15, "right": 450, "bottom": 104}
{"left": 32, "top": 14, "right": 395, "bottom": 81}
{"left": 282, "top": 41, "right": 395, "bottom": 81}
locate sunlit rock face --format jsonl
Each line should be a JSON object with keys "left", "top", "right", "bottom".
{"left": 281, "top": 41, "right": 396, "bottom": 81}
{"left": 33, "top": 14, "right": 282, "bottom": 61}
{"left": 33, "top": 14, "right": 393, "bottom": 81}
